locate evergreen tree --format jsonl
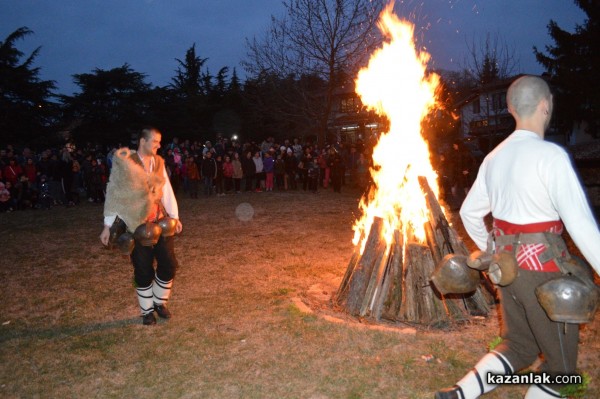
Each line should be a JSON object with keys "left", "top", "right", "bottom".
{"left": 62, "top": 64, "right": 152, "bottom": 143}
{"left": 534, "top": 0, "right": 599, "bottom": 137}
{"left": 0, "top": 27, "right": 57, "bottom": 145}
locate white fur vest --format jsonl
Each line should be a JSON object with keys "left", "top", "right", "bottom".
{"left": 104, "top": 148, "right": 166, "bottom": 232}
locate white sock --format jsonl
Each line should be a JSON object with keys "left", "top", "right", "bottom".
{"left": 456, "top": 351, "right": 513, "bottom": 399}
{"left": 136, "top": 284, "right": 153, "bottom": 315}
{"left": 524, "top": 384, "right": 562, "bottom": 398}
{"left": 152, "top": 275, "right": 173, "bottom": 305}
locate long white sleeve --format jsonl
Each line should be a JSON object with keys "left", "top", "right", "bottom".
{"left": 547, "top": 151, "right": 600, "bottom": 274}
{"left": 460, "top": 163, "right": 491, "bottom": 251}
{"left": 161, "top": 166, "right": 179, "bottom": 220}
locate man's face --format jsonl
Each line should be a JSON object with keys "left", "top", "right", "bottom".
{"left": 141, "top": 131, "right": 161, "bottom": 155}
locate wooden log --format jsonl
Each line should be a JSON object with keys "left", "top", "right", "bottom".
{"left": 380, "top": 233, "right": 404, "bottom": 321}
{"left": 399, "top": 243, "right": 449, "bottom": 323}
{"left": 345, "top": 217, "right": 385, "bottom": 315}
{"left": 335, "top": 249, "right": 360, "bottom": 305}
{"left": 372, "top": 230, "right": 403, "bottom": 320}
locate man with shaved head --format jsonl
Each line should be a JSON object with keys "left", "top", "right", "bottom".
{"left": 435, "top": 75, "right": 600, "bottom": 398}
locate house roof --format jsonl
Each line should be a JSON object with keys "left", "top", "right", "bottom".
{"left": 453, "top": 74, "right": 528, "bottom": 109}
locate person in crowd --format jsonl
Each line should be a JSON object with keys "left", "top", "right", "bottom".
{"left": 200, "top": 151, "right": 217, "bottom": 196}
{"left": 88, "top": 158, "right": 106, "bottom": 203}
{"left": 241, "top": 151, "right": 256, "bottom": 192}
{"left": 0, "top": 181, "right": 12, "bottom": 212}
{"left": 231, "top": 152, "right": 243, "bottom": 193}
{"left": 284, "top": 148, "right": 297, "bottom": 190}
{"left": 263, "top": 151, "right": 275, "bottom": 192}
{"left": 3, "top": 157, "right": 22, "bottom": 186}
{"left": 317, "top": 149, "right": 329, "bottom": 189}
{"left": 60, "top": 145, "right": 76, "bottom": 207}
{"left": 306, "top": 155, "right": 319, "bottom": 193}
{"left": 292, "top": 138, "right": 303, "bottom": 160}
{"left": 222, "top": 155, "right": 234, "bottom": 194}
{"left": 184, "top": 156, "right": 200, "bottom": 199}
{"left": 100, "top": 127, "right": 182, "bottom": 326}
{"left": 23, "top": 158, "right": 38, "bottom": 189}
{"left": 274, "top": 153, "right": 286, "bottom": 191}
{"left": 329, "top": 148, "right": 344, "bottom": 193}
{"left": 37, "top": 175, "right": 53, "bottom": 209}
{"left": 299, "top": 148, "right": 313, "bottom": 191}
{"left": 214, "top": 154, "right": 225, "bottom": 196}
{"left": 253, "top": 151, "right": 264, "bottom": 192}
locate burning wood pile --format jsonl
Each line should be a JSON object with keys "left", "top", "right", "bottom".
{"left": 335, "top": 176, "right": 489, "bottom": 326}
{"left": 334, "top": 5, "right": 489, "bottom": 326}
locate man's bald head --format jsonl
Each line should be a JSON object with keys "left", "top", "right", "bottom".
{"left": 507, "top": 75, "right": 552, "bottom": 119}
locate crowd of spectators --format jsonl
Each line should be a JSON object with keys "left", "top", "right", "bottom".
{"left": 0, "top": 135, "right": 372, "bottom": 213}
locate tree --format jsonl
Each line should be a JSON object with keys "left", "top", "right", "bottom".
{"left": 463, "top": 32, "right": 519, "bottom": 86}
{"left": 244, "top": 0, "right": 385, "bottom": 144}
{"left": 0, "top": 27, "right": 57, "bottom": 145}
{"left": 61, "top": 64, "right": 152, "bottom": 143}
{"left": 168, "top": 44, "right": 212, "bottom": 136}
{"left": 171, "top": 43, "right": 208, "bottom": 97}
{"left": 534, "top": 0, "right": 599, "bottom": 137}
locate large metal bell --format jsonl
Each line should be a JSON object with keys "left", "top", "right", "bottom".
{"left": 488, "top": 252, "right": 518, "bottom": 286}
{"left": 431, "top": 254, "right": 480, "bottom": 295}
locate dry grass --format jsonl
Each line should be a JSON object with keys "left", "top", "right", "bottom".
{"left": 0, "top": 189, "right": 598, "bottom": 399}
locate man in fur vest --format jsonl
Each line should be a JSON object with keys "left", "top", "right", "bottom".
{"left": 100, "top": 127, "right": 183, "bottom": 325}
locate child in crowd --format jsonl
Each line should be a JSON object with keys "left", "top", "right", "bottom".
{"left": 0, "top": 182, "right": 11, "bottom": 212}
{"left": 274, "top": 154, "right": 285, "bottom": 191}
{"left": 263, "top": 151, "right": 275, "bottom": 192}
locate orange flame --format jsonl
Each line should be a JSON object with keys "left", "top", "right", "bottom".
{"left": 352, "top": 3, "right": 441, "bottom": 254}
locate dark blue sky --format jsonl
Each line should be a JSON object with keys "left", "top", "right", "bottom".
{"left": 0, "top": 0, "right": 586, "bottom": 95}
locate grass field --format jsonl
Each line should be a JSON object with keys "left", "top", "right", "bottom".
{"left": 1, "top": 189, "right": 598, "bottom": 398}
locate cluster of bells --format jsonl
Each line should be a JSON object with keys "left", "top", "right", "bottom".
{"left": 108, "top": 218, "right": 178, "bottom": 254}
{"left": 431, "top": 250, "right": 599, "bottom": 324}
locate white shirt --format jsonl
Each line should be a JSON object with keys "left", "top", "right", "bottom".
{"left": 460, "top": 129, "right": 600, "bottom": 274}
{"left": 103, "top": 157, "right": 179, "bottom": 227}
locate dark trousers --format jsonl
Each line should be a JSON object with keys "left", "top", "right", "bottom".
{"left": 189, "top": 179, "right": 199, "bottom": 198}
{"left": 244, "top": 175, "right": 254, "bottom": 191}
{"left": 130, "top": 235, "right": 178, "bottom": 288}
{"left": 495, "top": 269, "right": 579, "bottom": 386}
{"left": 203, "top": 177, "right": 214, "bottom": 196}
{"left": 224, "top": 177, "right": 233, "bottom": 192}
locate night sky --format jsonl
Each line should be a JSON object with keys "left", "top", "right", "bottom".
{"left": 0, "top": 0, "right": 586, "bottom": 95}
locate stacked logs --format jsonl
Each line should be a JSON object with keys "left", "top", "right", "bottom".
{"left": 335, "top": 176, "right": 490, "bottom": 326}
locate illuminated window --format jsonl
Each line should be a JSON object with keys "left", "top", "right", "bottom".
{"left": 341, "top": 97, "right": 359, "bottom": 113}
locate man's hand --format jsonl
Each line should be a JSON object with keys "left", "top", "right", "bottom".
{"left": 175, "top": 220, "right": 183, "bottom": 234}
{"left": 100, "top": 225, "right": 111, "bottom": 246}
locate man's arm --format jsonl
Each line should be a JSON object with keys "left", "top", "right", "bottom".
{"left": 161, "top": 166, "right": 182, "bottom": 233}
{"left": 459, "top": 164, "right": 491, "bottom": 251}
{"left": 548, "top": 151, "right": 600, "bottom": 275}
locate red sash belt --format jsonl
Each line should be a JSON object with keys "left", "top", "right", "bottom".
{"left": 493, "top": 219, "right": 564, "bottom": 272}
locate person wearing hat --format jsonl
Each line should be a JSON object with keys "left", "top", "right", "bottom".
{"left": 99, "top": 127, "right": 182, "bottom": 326}
{"left": 435, "top": 76, "right": 600, "bottom": 398}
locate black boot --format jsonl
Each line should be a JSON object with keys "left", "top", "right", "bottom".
{"left": 154, "top": 303, "right": 172, "bottom": 319}
{"left": 434, "top": 386, "right": 464, "bottom": 399}
{"left": 142, "top": 312, "right": 156, "bottom": 325}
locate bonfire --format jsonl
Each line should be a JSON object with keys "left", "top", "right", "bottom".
{"left": 335, "top": 4, "right": 489, "bottom": 326}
